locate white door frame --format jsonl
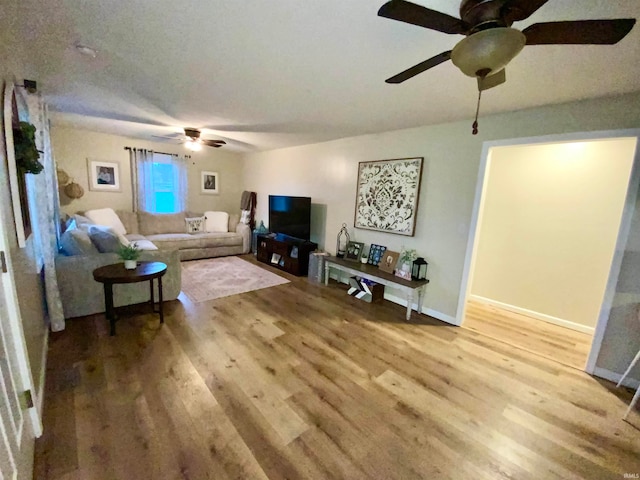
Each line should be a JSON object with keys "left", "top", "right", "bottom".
{"left": 455, "top": 128, "right": 640, "bottom": 374}
{"left": 0, "top": 78, "right": 43, "bottom": 479}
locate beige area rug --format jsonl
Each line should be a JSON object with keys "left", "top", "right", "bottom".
{"left": 180, "top": 256, "right": 290, "bottom": 303}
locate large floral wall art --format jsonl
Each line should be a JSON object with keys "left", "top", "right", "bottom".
{"left": 354, "top": 157, "right": 423, "bottom": 236}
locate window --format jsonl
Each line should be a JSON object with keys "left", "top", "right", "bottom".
{"left": 140, "top": 153, "right": 187, "bottom": 214}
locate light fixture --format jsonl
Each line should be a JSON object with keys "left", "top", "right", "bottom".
{"left": 451, "top": 28, "right": 526, "bottom": 78}
{"left": 74, "top": 44, "right": 98, "bottom": 58}
{"left": 450, "top": 27, "right": 526, "bottom": 136}
{"left": 185, "top": 140, "right": 202, "bottom": 151}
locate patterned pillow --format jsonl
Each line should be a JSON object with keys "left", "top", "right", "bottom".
{"left": 185, "top": 216, "right": 205, "bottom": 234}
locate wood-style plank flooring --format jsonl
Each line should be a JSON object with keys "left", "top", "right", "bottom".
{"left": 35, "top": 256, "right": 640, "bottom": 479}
{"left": 463, "top": 300, "right": 592, "bottom": 370}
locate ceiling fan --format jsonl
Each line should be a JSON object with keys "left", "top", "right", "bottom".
{"left": 378, "top": 0, "right": 636, "bottom": 133}
{"left": 153, "top": 128, "right": 226, "bottom": 151}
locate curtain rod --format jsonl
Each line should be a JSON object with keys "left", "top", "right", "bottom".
{"left": 124, "top": 146, "right": 191, "bottom": 159}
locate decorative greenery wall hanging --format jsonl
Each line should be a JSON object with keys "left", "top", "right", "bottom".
{"left": 13, "top": 121, "right": 43, "bottom": 174}
{"left": 354, "top": 157, "right": 423, "bottom": 236}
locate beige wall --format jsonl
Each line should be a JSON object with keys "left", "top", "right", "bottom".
{"left": 471, "top": 139, "right": 636, "bottom": 330}
{"left": 242, "top": 92, "right": 640, "bottom": 378}
{"left": 51, "top": 126, "right": 245, "bottom": 216}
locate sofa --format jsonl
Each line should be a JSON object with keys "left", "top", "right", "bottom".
{"left": 55, "top": 209, "right": 251, "bottom": 319}
{"left": 117, "top": 210, "right": 251, "bottom": 261}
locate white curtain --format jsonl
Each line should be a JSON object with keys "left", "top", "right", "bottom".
{"left": 130, "top": 149, "right": 188, "bottom": 213}
{"left": 129, "top": 148, "right": 154, "bottom": 212}
{"left": 26, "top": 94, "right": 65, "bottom": 332}
{"left": 173, "top": 154, "right": 188, "bottom": 213}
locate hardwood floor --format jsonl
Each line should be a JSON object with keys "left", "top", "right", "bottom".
{"left": 463, "top": 300, "right": 592, "bottom": 370}
{"left": 35, "top": 256, "right": 640, "bottom": 479}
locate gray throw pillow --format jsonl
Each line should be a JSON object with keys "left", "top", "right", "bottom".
{"left": 60, "top": 228, "right": 99, "bottom": 256}
{"left": 88, "top": 225, "right": 121, "bottom": 253}
{"left": 73, "top": 213, "right": 94, "bottom": 227}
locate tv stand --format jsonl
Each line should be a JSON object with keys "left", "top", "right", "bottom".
{"left": 257, "top": 234, "right": 317, "bottom": 276}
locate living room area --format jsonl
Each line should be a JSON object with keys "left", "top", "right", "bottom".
{"left": 3, "top": 0, "right": 640, "bottom": 478}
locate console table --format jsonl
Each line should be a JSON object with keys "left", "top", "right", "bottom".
{"left": 324, "top": 256, "right": 429, "bottom": 321}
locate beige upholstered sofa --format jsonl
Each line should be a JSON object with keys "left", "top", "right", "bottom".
{"left": 117, "top": 211, "right": 251, "bottom": 261}
{"left": 55, "top": 210, "right": 251, "bottom": 319}
{"left": 56, "top": 249, "right": 182, "bottom": 319}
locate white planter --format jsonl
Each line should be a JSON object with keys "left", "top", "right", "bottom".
{"left": 124, "top": 260, "right": 137, "bottom": 270}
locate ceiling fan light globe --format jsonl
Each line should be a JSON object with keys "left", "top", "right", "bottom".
{"left": 185, "top": 140, "right": 202, "bottom": 151}
{"left": 451, "top": 27, "right": 526, "bottom": 77}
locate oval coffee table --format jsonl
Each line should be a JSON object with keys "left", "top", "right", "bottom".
{"left": 93, "top": 261, "right": 167, "bottom": 336}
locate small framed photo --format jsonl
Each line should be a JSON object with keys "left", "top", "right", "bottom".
{"left": 367, "top": 244, "right": 387, "bottom": 266}
{"left": 395, "top": 267, "right": 412, "bottom": 280}
{"left": 378, "top": 250, "right": 399, "bottom": 274}
{"left": 345, "top": 241, "right": 364, "bottom": 262}
{"left": 271, "top": 253, "right": 281, "bottom": 264}
{"left": 201, "top": 171, "right": 219, "bottom": 194}
{"left": 87, "top": 159, "right": 121, "bottom": 192}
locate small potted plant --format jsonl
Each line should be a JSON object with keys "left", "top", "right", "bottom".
{"left": 117, "top": 242, "right": 141, "bottom": 270}
{"left": 14, "top": 122, "right": 44, "bottom": 175}
{"left": 397, "top": 248, "right": 417, "bottom": 279}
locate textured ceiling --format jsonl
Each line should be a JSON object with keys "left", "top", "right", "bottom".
{"left": 15, "top": 0, "right": 640, "bottom": 152}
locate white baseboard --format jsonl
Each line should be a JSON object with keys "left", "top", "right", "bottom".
{"left": 593, "top": 367, "right": 640, "bottom": 389}
{"left": 469, "top": 294, "right": 595, "bottom": 335}
{"left": 328, "top": 271, "right": 458, "bottom": 326}
{"left": 384, "top": 292, "right": 458, "bottom": 325}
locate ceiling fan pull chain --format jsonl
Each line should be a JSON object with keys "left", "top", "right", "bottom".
{"left": 472, "top": 88, "right": 482, "bottom": 135}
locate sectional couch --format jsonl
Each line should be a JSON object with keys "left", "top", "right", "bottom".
{"left": 55, "top": 209, "right": 251, "bottom": 319}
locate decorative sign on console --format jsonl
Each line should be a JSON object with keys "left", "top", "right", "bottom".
{"left": 354, "top": 157, "right": 423, "bottom": 236}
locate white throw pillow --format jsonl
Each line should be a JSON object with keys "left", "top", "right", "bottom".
{"left": 84, "top": 208, "right": 127, "bottom": 236}
{"left": 131, "top": 240, "right": 158, "bottom": 251}
{"left": 204, "top": 211, "right": 229, "bottom": 233}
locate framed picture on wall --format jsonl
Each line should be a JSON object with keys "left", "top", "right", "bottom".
{"left": 201, "top": 171, "right": 219, "bottom": 194}
{"left": 87, "top": 159, "right": 121, "bottom": 192}
{"left": 354, "top": 157, "right": 423, "bottom": 236}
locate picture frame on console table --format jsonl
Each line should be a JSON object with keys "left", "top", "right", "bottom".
{"left": 345, "top": 241, "right": 364, "bottom": 262}
{"left": 367, "top": 244, "right": 387, "bottom": 266}
{"left": 354, "top": 157, "right": 423, "bottom": 236}
{"left": 378, "top": 250, "right": 399, "bottom": 274}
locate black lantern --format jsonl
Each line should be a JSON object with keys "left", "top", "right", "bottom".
{"left": 412, "top": 257, "right": 428, "bottom": 281}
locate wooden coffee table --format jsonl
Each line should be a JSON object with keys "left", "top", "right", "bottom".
{"left": 93, "top": 261, "right": 167, "bottom": 336}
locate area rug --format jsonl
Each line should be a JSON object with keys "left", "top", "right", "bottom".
{"left": 181, "top": 256, "right": 290, "bottom": 303}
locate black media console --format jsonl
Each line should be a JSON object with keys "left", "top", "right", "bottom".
{"left": 256, "top": 233, "right": 317, "bottom": 276}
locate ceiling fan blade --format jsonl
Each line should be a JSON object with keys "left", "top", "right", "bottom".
{"left": 477, "top": 69, "right": 506, "bottom": 91}
{"left": 523, "top": 19, "right": 636, "bottom": 45}
{"left": 385, "top": 50, "right": 452, "bottom": 84}
{"left": 502, "top": 0, "right": 549, "bottom": 24}
{"left": 151, "top": 134, "right": 184, "bottom": 143}
{"left": 378, "top": 0, "right": 467, "bottom": 35}
{"left": 202, "top": 139, "right": 226, "bottom": 148}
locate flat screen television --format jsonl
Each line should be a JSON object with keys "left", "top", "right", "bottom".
{"left": 269, "top": 195, "right": 311, "bottom": 241}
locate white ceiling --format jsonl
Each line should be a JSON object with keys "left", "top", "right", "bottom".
{"left": 16, "top": 0, "right": 640, "bottom": 152}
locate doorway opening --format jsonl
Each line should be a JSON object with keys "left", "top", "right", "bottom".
{"left": 458, "top": 131, "right": 640, "bottom": 371}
